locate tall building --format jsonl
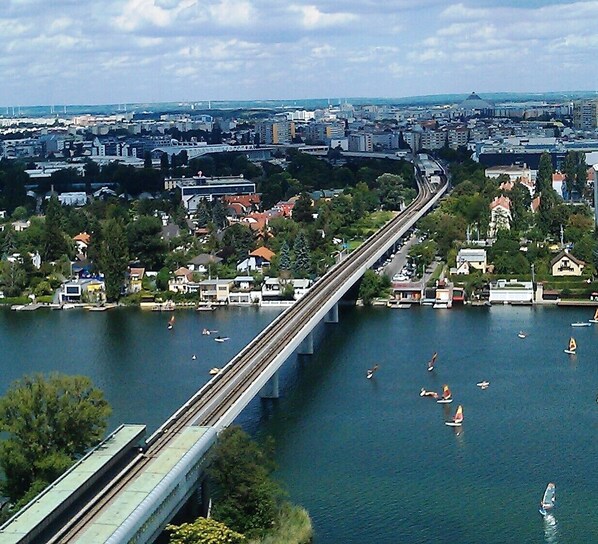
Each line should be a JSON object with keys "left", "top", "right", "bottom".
{"left": 572, "top": 100, "right": 598, "bottom": 130}
{"left": 256, "top": 121, "right": 295, "bottom": 144}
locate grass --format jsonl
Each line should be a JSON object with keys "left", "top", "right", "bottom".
{"left": 250, "top": 504, "right": 313, "bottom": 544}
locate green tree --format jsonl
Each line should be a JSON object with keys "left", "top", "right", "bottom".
{"left": 195, "top": 200, "right": 211, "bottom": 227}
{"left": 160, "top": 152, "right": 169, "bottom": 171}
{"left": 292, "top": 231, "right": 311, "bottom": 277}
{"left": 126, "top": 216, "right": 166, "bottom": 270}
{"left": 535, "top": 152, "right": 554, "bottom": 196}
{"left": 212, "top": 199, "right": 228, "bottom": 229}
{"left": 144, "top": 151, "right": 152, "bottom": 169}
{"left": 279, "top": 241, "right": 291, "bottom": 274}
{"left": 358, "top": 269, "right": 385, "bottom": 305}
{"left": 167, "top": 517, "right": 246, "bottom": 544}
{"left": 222, "top": 224, "right": 255, "bottom": 264}
{"left": 42, "top": 196, "right": 69, "bottom": 261}
{"left": 156, "top": 266, "right": 170, "bottom": 292}
{"left": 0, "top": 261, "right": 27, "bottom": 297}
{"left": 292, "top": 193, "right": 314, "bottom": 223}
{"left": 208, "top": 426, "right": 281, "bottom": 536}
{"left": 100, "top": 218, "right": 129, "bottom": 301}
{"left": 0, "top": 373, "right": 111, "bottom": 503}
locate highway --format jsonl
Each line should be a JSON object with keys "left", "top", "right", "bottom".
{"left": 51, "top": 171, "right": 447, "bottom": 543}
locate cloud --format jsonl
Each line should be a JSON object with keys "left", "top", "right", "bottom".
{"left": 0, "top": 1, "right": 596, "bottom": 105}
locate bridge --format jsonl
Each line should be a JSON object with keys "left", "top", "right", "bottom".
{"left": 0, "top": 165, "right": 448, "bottom": 544}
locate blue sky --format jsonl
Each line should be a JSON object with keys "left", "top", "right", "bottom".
{"left": 1, "top": 0, "right": 596, "bottom": 106}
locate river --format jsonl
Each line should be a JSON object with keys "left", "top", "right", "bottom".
{"left": 0, "top": 305, "right": 596, "bottom": 543}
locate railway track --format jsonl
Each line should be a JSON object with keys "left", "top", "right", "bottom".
{"left": 55, "top": 175, "right": 443, "bottom": 542}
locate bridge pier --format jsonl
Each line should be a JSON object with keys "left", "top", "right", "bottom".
{"left": 324, "top": 303, "right": 339, "bottom": 324}
{"left": 298, "top": 331, "right": 314, "bottom": 355}
{"left": 259, "top": 371, "right": 280, "bottom": 399}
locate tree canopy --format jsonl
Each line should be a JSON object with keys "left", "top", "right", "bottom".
{"left": 0, "top": 373, "right": 111, "bottom": 504}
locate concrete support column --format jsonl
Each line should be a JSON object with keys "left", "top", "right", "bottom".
{"left": 199, "top": 477, "right": 211, "bottom": 518}
{"left": 298, "top": 331, "right": 314, "bottom": 355}
{"left": 259, "top": 371, "right": 280, "bottom": 399}
{"left": 325, "top": 303, "right": 339, "bottom": 324}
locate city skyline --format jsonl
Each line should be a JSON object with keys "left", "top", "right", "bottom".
{"left": 1, "top": 0, "right": 597, "bottom": 106}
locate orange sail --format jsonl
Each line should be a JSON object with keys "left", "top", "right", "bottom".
{"left": 442, "top": 384, "right": 452, "bottom": 400}
{"left": 453, "top": 405, "right": 463, "bottom": 424}
{"left": 569, "top": 337, "right": 576, "bottom": 351}
{"left": 169, "top": 315, "right": 175, "bottom": 324}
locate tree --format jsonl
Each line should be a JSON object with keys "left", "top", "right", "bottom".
{"left": 0, "top": 373, "right": 111, "bottom": 503}
{"left": 292, "top": 231, "right": 311, "bottom": 277}
{"left": 212, "top": 199, "right": 228, "bottom": 230}
{"left": 144, "top": 151, "right": 153, "bottom": 169}
{"left": 100, "top": 218, "right": 129, "bottom": 301}
{"left": 222, "top": 224, "right": 255, "bottom": 264}
{"left": 208, "top": 426, "right": 281, "bottom": 536}
{"left": 167, "top": 517, "right": 246, "bottom": 544}
{"left": 160, "top": 152, "right": 169, "bottom": 171}
{"left": 126, "top": 216, "right": 166, "bottom": 270}
{"left": 292, "top": 193, "right": 314, "bottom": 223}
{"left": 279, "top": 241, "right": 291, "bottom": 274}
{"left": 0, "top": 261, "right": 27, "bottom": 297}
{"left": 535, "top": 152, "right": 554, "bottom": 196}
{"left": 358, "top": 269, "right": 383, "bottom": 305}
{"left": 195, "top": 200, "right": 211, "bottom": 227}
{"left": 42, "top": 196, "right": 69, "bottom": 261}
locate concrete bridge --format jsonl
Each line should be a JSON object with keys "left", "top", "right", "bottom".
{"left": 0, "top": 166, "right": 448, "bottom": 544}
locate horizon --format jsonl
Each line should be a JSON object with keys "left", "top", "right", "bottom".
{"left": 2, "top": 1, "right": 598, "bottom": 106}
{"left": 2, "top": 89, "right": 597, "bottom": 113}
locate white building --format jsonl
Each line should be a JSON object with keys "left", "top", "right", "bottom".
{"left": 489, "top": 279, "right": 533, "bottom": 304}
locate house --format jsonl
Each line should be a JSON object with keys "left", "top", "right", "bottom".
{"left": 488, "top": 196, "right": 512, "bottom": 237}
{"left": 128, "top": 267, "right": 145, "bottom": 293}
{"left": 228, "top": 276, "right": 259, "bottom": 304}
{"left": 11, "top": 220, "right": 30, "bottom": 232}
{"left": 168, "top": 267, "right": 199, "bottom": 294}
{"left": 489, "top": 279, "right": 533, "bottom": 304}
{"left": 60, "top": 278, "right": 105, "bottom": 303}
{"left": 187, "top": 254, "right": 222, "bottom": 273}
{"left": 261, "top": 277, "right": 312, "bottom": 305}
{"left": 197, "top": 279, "right": 234, "bottom": 303}
{"left": 550, "top": 250, "right": 585, "bottom": 277}
{"left": 237, "top": 247, "right": 275, "bottom": 273}
{"left": 161, "top": 223, "right": 180, "bottom": 241}
{"left": 453, "top": 248, "right": 487, "bottom": 275}
{"left": 73, "top": 232, "right": 91, "bottom": 257}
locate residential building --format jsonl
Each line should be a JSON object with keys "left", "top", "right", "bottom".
{"left": 261, "top": 277, "right": 312, "bottom": 304}
{"left": 197, "top": 279, "right": 233, "bottom": 303}
{"left": 237, "top": 247, "right": 275, "bottom": 273}
{"left": 168, "top": 267, "right": 199, "bottom": 294}
{"left": 128, "top": 267, "right": 145, "bottom": 293}
{"left": 453, "top": 248, "right": 487, "bottom": 275}
{"left": 485, "top": 165, "right": 532, "bottom": 184}
{"left": 550, "top": 250, "right": 585, "bottom": 277}
{"left": 489, "top": 279, "right": 533, "bottom": 304}
{"left": 167, "top": 175, "right": 256, "bottom": 213}
{"left": 572, "top": 100, "right": 598, "bottom": 130}
{"left": 489, "top": 196, "right": 512, "bottom": 237}
{"left": 187, "top": 254, "right": 222, "bottom": 273}
{"left": 256, "top": 121, "right": 295, "bottom": 145}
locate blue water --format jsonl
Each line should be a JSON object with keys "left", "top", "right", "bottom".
{"left": 0, "top": 304, "right": 596, "bottom": 542}
{"left": 259, "top": 305, "right": 598, "bottom": 543}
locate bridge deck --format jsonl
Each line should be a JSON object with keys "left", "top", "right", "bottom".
{"left": 70, "top": 426, "right": 216, "bottom": 544}
{"left": 0, "top": 424, "right": 146, "bottom": 544}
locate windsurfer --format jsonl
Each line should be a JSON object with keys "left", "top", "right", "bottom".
{"left": 420, "top": 388, "right": 438, "bottom": 398}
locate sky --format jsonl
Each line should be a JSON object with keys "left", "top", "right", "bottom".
{"left": 1, "top": 0, "right": 597, "bottom": 106}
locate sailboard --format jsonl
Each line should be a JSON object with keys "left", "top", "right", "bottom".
{"left": 518, "top": 331, "right": 527, "bottom": 339}
{"left": 539, "top": 483, "right": 556, "bottom": 516}
{"left": 366, "top": 364, "right": 380, "bottom": 379}
{"left": 590, "top": 308, "right": 598, "bottom": 323}
{"left": 445, "top": 405, "right": 463, "bottom": 426}
{"left": 167, "top": 315, "right": 175, "bottom": 330}
{"left": 437, "top": 384, "right": 453, "bottom": 404}
{"left": 427, "top": 352, "right": 437, "bottom": 372}
{"left": 564, "top": 337, "right": 576, "bottom": 354}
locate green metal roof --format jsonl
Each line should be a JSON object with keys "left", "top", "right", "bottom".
{"left": 0, "top": 424, "right": 146, "bottom": 544}
{"left": 72, "top": 426, "right": 213, "bottom": 544}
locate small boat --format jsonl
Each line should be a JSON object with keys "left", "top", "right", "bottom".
{"left": 571, "top": 322, "right": 591, "bottom": 327}
{"left": 564, "top": 337, "right": 577, "bottom": 354}
{"left": 366, "top": 364, "right": 380, "bottom": 379}
{"left": 476, "top": 381, "right": 490, "bottom": 389}
{"left": 420, "top": 388, "right": 438, "bottom": 399}
{"left": 214, "top": 336, "right": 230, "bottom": 343}
{"left": 518, "top": 331, "right": 527, "bottom": 339}
{"left": 167, "top": 315, "right": 175, "bottom": 330}
{"left": 445, "top": 405, "right": 463, "bottom": 427}
{"left": 191, "top": 355, "right": 197, "bottom": 360}
{"left": 427, "top": 352, "right": 437, "bottom": 372}
{"left": 589, "top": 308, "right": 598, "bottom": 324}
{"left": 209, "top": 367, "right": 220, "bottom": 375}
{"left": 539, "top": 483, "right": 556, "bottom": 516}
{"left": 196, "top": 305, "right": 216, "bottom": 311}
{"left": 437, "top": 384, "right": 453, "bottom": 404}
